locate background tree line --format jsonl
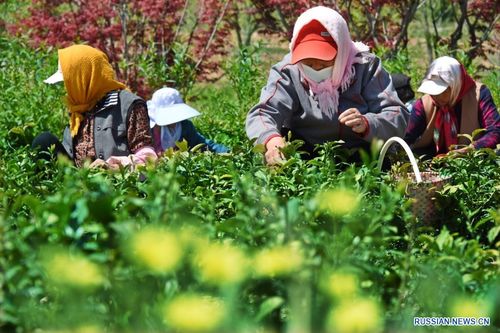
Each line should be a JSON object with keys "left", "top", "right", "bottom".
{"left": 4, "top": 0, "right": 498, "bottom": 96}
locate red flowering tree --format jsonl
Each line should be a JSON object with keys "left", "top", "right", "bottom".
{"left": 9, "top": 0, "right": 233, "bottom": 96}
{"left": 227, "top": 0, "right": 333, "bottom": 48}
{"left": 451, "top": 0, "right": 498, "bottom": 60}
{"left": 9, "top": 0, "right": 498, "bottom": 92}
{"left": 227, "top": 0, "right": 419, "bottom": 52}
{"left": 229, "top": 0, "right": 497, "bottom": 62}
{"left": 421, "top": 0, "right": 499, "bottom": 66}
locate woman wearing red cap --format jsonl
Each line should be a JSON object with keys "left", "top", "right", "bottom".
{"left": 404, "top": 56, "right": 499, "bottom": 157}
{"left": 246, "top": 6, "right": 409, "bottom": 165}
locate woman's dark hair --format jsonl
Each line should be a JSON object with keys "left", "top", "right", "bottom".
{"left": 391, "top": 73, "right": 415, "bottom": 104}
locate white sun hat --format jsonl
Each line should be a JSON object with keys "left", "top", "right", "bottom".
{"left": 147, "top": 87, "right": 201, "bottom": 128}
{"left": 417, "top": 56, "right": 462, "bottom": 96}
{"left": 417, "top": 74, "right": 449, "bottom": 96}
{"left": 44, "top": 61, "right": 64, "bottom": 84}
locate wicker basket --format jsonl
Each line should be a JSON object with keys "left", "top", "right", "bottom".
{"left": 377, "top": 137, "right": 450, "bottom": 224}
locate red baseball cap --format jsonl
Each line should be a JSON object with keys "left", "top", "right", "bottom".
{"left": 291, "top": 20, "right": 337, "bottom": 64}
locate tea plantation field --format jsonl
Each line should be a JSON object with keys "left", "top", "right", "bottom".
{"left": 0, "top": 36, "right": 499, "bottom": 332}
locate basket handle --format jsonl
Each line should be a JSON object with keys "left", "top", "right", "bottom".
{"left": 377, "top": 137, "right": 422, "bottom": 183}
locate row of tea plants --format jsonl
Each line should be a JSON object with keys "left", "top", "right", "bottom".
{"left": 0, "top": 33, "right": 499, "bottom": 332}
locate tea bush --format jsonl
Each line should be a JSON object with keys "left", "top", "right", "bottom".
{"left": 1, "top": 36, "right": 499, "bottom": 333}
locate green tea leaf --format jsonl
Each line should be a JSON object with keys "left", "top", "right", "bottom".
{"left": 256, "top": 297, "right": 284, "bottom": 321}
{"left": 487, "top": 226, "right": 500, "bottom": 243}
{"left": 436, "top": 228, "right": 451, "bottom": 251}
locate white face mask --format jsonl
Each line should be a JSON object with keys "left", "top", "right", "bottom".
{"left": 300, "top": 64, "right": 333, "bottom": 83}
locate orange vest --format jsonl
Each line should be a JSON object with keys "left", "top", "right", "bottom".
{"left": 413, "top": 82, "right": 483, "bottom": 149}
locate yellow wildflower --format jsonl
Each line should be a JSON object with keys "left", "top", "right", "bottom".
{"left": 44, "top": 252, "right": 104, "bottom": 289}
{"left": 324, "top": 272, "right": 358, "bottom": 299}
{"left": 254, "top": 242, "right": 303, "bottom": 277}
{"left": 129, "top": 227, "right": 182, "bottom": 274}
{"left": 327, "top": 298, "right": 382, "bottom": 333}
{"left": 45, "top": 324, "right": 103, "bottom": 333}
{"left": 195, "top": 242, "right": 248, "bottom": 285}
{"left": 317, "top": 188, "right": 360, "bottom": 216}
{"left": 449, "top": 296, "right": 491, "bottom": 318}
{"left": 163, "top": 294, "right": 226, "bottom": 332}
{"left": 72, "top": 325, "right": 103, "bottom": 333}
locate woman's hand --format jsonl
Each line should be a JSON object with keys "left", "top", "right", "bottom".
{"left": 89, "top": 158, "right": 108, "bottom": 169}
{"left": 265, "top": 136, "right": 286, "bottom": 166}
{"left": 90, "top": 157, "right": 129, "bottom": 170}
{"left": 106, "top": 156, "right": 134, "bottom": 170}
{"left": 106, "top": 157, "right": 125, "bottom": 170}
{"left": 339, "top": 108, "right": 368, "bottom": 134}
{"left": 435, "top": 145, "right": 474, "bottom": 159}
{"left": 448, "top": 144, "right": 474, "bottom": 156}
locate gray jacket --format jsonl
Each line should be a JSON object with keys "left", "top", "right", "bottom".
{"left": 62, "top": 90, "right": 142, "bottom": 160}
{"left": 246, "top": 52, "right": 410, "bottom": 148}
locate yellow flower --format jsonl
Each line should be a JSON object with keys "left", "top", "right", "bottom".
{"left": 45, "top": 325, "right": 103, "bottom": 333}
{"left": 163, "top": 294, "right": 226, "bottom": 332}
{"left": 254, "top": 242, "right": 303, "bottom": 277}
{"left": 72, "top": 325, "right": 103, "bottom": 333}
{"left": 317, "top": 188, "right": 360, "bottom": 216}
{"left": 129, "top": 227, "right": 182, "bottom": 274}
{"left": 195, "top": 243, "right": 248, "bottom": 285}
{"left": 327, "top": 298, "right": 382, "bottom": 333}
{"left": 44, "top": 252, "right": 104, "bottom": 289}
{"left": 324, "top": 272, "right": 358, "bottom": 299}
{"left": 449, "top": 296, "right": 491, "bottom": 318}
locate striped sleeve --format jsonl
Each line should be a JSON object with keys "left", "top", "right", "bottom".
{"left": 404, "top": 98, "right": 427, "bottom": 145}
{"left": 473, "top": 85, "right": 500, "bottom": 149}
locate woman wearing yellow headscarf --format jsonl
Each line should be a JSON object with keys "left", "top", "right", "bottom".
{"left": 32, "top": 45, "right": 157, "bottom": 169}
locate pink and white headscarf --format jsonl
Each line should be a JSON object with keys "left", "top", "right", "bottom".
{"left": 290, "top": 6, "right": 369, "bottom": 115}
